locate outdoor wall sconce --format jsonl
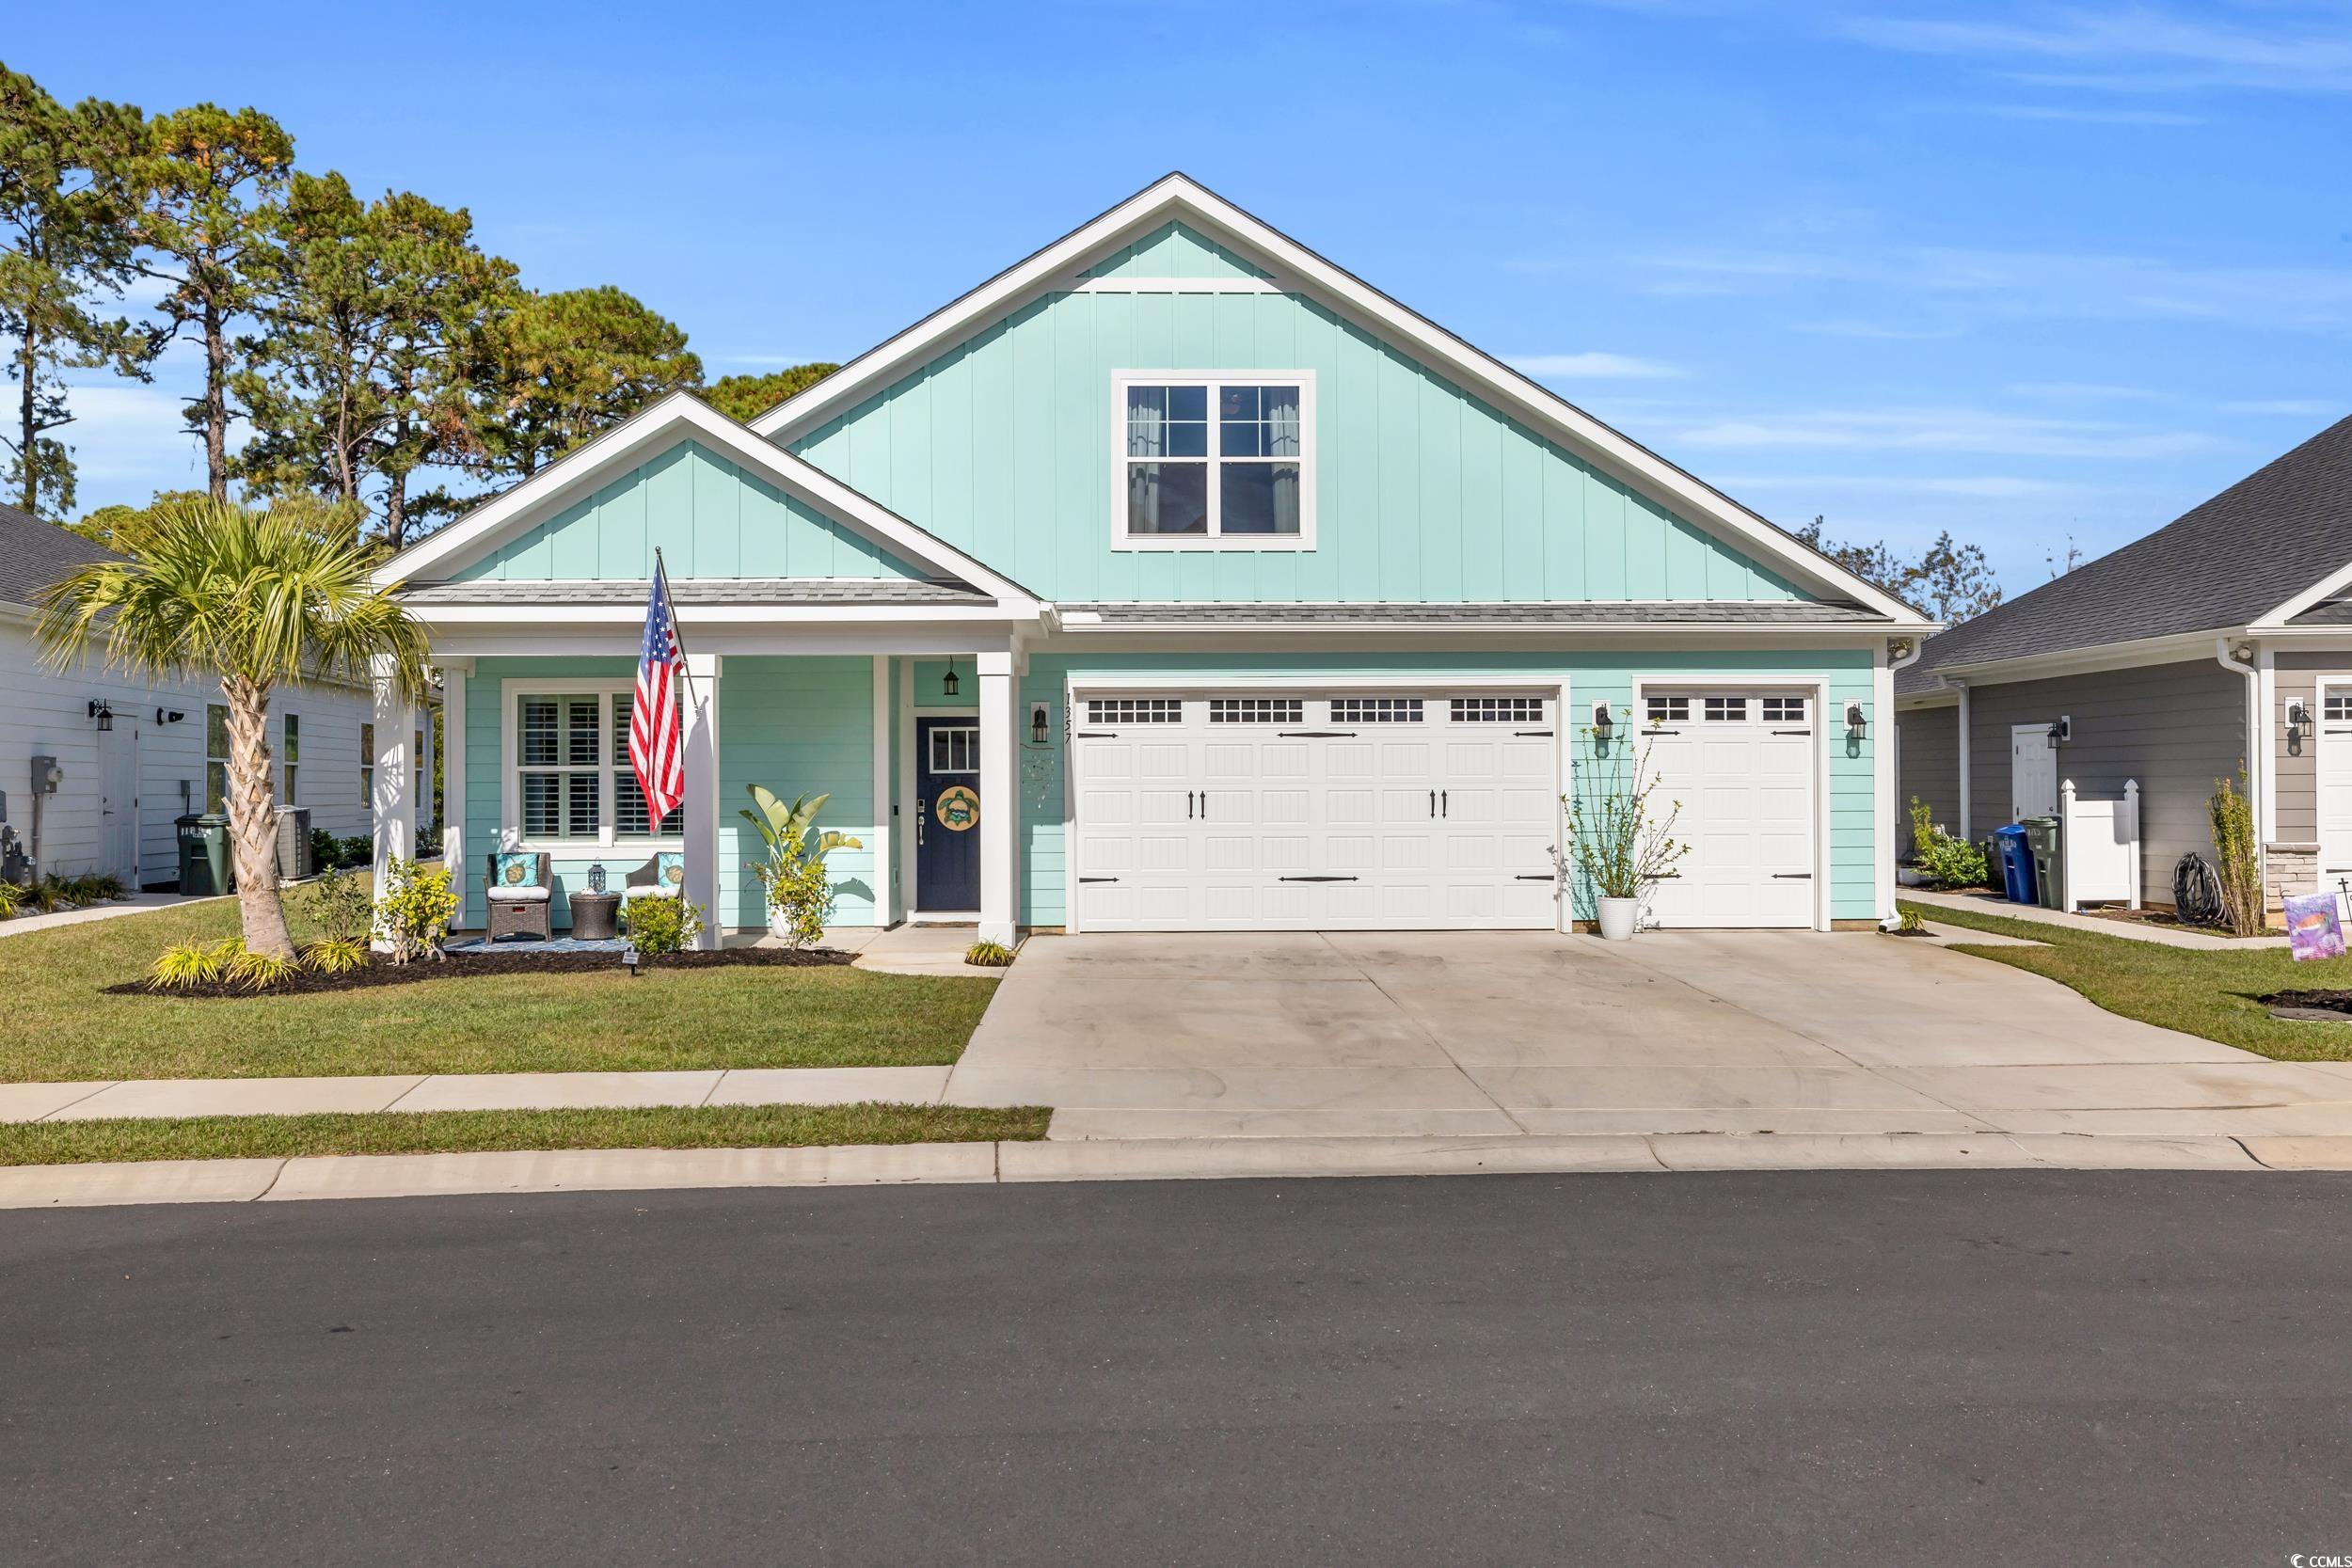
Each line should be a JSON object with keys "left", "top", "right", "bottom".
{"left": 2289, "top": 701, "right": 2311, "bottom": 746}
{"left": 1590, "top": 702, "right": 1613, "bottom": 739}
{"left": 2047, "top": 716, "right": 2072, "bottom": 744}
{"left": 1845, "top": 702, "right": 1867, "bottom": 739}
{"left": 1030, "top": 703, "right": 1050, "bottom": 745}
{"left": 87, "top": 700, "right": 113, "bottom": 732}
{"left": 154, "top": 708, "right": 185, "bottom": 727}
{"left": 942, "top": 657, "right": 960, "bottom": 698}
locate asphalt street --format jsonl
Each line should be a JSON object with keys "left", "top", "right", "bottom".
{"left": 6, "top": 1171, "right": 2351, "bottom": 1565}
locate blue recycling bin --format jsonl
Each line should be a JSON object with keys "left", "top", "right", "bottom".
{"left": 1994, "top": 823, "right": 2036, "bottom": 904}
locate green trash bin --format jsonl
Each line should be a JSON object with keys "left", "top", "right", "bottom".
{"left": 176, "top": 813, "right": 232, "bottom": 896}
{"left": 2021, "top": 816, "right": 2062, "bottom": 910}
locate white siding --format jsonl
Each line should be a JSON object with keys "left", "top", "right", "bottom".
{"left": 0, "top": 612, "right": 376, "bottom": 887}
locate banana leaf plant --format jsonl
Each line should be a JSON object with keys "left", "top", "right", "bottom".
{"left": 739, "top": 785, "right": 864, "bottom": 868}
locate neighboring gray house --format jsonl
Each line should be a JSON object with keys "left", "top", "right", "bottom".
{"left": 1897, "top": 413, "right": 2352, "bottom": 916}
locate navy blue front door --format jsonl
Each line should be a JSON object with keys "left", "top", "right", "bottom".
{"left": 916, "top": 717, "right": 982, "bottom": 911}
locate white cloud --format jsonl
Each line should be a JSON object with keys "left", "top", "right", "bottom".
{"left": 1840, "top": 5, "right": 2352, "bottom": 94}
{"left": 1506, "top": 351, "right": 1684, "bottom": 379}
{"left": 1968, "top": 102, "right": 2205, "bottom": 125}
{"left": 1793, "top": 318, "right": 1968, "bottom": 341}
{"left": 1666, "top": 405, "right": 2218, "bottom": 460}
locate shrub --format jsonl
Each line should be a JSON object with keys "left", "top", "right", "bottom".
{"left": 310, "top": 865, "right": 373, "bottom": 945}
{"left": 228, "top": 947, "right": 301, "bottom": 991}
{"left": 1905, "top": 795, "right": 1988, "bottom": 888}
{"left": 303, "top": 936, "right": 370, "bottom": 974}
{"left": 741, "top": 785, "right": 862, "bottom": 950}
{"left": 965, "top": 940, "right": 1015, "bottom": 967}
{"left": 1896, "top": 905, "right": 1927, "bottom": 934}
{"left": 342, "top": 833, "right": 373, "bottom": 867}
{"left": 0, "top": 880, "right": 18, "bottom": 919}
{"left": 27, "top": 878, "right": 74, "bottom": 913}
{"left": 310, "top": 827, "right": 340, "bottom": 869}
{"left": 373, "top": 857, "right": 457, "bottom": 965}
{"left": 1568, "top": 711, "right": 1687, "bottom": 904}
{"left": 2210, "top": 770, "right": 2265, "bottom": 937}
{"left": 151, "top": 941, "right": 233, "bottom": 990}
{"left": 625, "top": 895, "right": 702, "bottom": 958}
{"left": 66, "top": 873, "right": 125, "bottom": 902}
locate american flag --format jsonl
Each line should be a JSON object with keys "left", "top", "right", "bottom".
{"left": 630, "top": 562, "right": 686, "bottom": 825}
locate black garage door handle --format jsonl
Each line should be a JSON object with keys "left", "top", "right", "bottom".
{"left": 1279, "top": 875, "right": 1359, "bottom": 882}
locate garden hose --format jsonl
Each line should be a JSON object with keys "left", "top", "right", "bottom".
{"left": 2173, "top": 851, "right": 2226, "bottom": 928}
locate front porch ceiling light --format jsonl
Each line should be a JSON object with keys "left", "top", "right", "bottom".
{"left": 943, "top": 657, "right": 960, "bottom": 698}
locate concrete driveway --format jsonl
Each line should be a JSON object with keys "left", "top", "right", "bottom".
{"left": 943, "top": 930, "right": 2352, "bottom": 1141}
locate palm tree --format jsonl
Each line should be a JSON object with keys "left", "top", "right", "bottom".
{"left": 34, "top": 496, "right": 430, "bottom": 959}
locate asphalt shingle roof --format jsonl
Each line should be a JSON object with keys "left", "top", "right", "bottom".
{"left": 1063, "top": 601, "right": 1882, "bottom": 626}
{"left": 0, "top": 501, "right": 119, "bottom": 609}
{"left": 1907, "top": 412, "right": 2352, "bottom": 689}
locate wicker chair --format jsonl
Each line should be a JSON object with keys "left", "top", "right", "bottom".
{"left": 624, "top": 850, "right": 685, "bottom": 904}
{"left": 485, "top": 851, "right": 553, "bottom": 942}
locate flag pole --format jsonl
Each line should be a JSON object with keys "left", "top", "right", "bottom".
{"left": 653, "top": 546, "right": 697, "bottom": 707}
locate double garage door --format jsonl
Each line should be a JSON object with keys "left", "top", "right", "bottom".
{"left": 1070, "top": 687, "right": 1818, "bottom": 932}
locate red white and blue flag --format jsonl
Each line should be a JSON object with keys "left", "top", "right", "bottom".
{"left": 630, "top": 562, "right": 686, "bottom": 825}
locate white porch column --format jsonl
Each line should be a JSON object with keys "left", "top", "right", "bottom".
{"left": 370, "top": 656, "right": 415, "bottom": 946}
{"left": 1874, "top": 650, "right": 1896, "bottom": 925}
{"left": 683, "top": 652, "right": 723, "bottom": 950}
{"left": 440, "top": 661, "right": 469, "bottom": 930}
{"left": 977, "top": 650, "right": 1019, "bottom": 946}
{"left": 871, "top": 655, "right": 894, "bottom": 927}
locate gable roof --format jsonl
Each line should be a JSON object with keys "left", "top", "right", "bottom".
{"left": 0, "top": 501, "right": 119, "bottom": 611}
{"left": 373, "top": 393, "right": 1044, "bottom": 610}
{"left": 1908, "top": 412, "right": 2352, "bottom": 687}
{"left": 747, "top": 173, "right": 1931, "bottom": 629}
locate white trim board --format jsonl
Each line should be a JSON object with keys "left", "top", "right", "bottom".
{"left": 746, "top": 174, "right": 1932, "bottom": 630}
{"left": 373, "top": 393, "right": 1045, "bottom": 612}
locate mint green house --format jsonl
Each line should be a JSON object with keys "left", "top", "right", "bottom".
{"left": 371, "top": 176, "right": 1932, "bottom": 946}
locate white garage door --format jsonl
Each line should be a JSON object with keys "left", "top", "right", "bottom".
{"left": 1638, "top": 689, "right": 1818, "bottom": 928}
{"left": 1072, "top": 691, "right": 1560, "bottom": 931}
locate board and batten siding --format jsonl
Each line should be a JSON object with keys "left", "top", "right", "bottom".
{"left": 455, "top": 656, "right": 883, "bottom": 931}
{"left": 1895, "top": 705, "right": 1962, "bottom": 855}
{"left": 788, "top": 227, "right": 1810, "bottom": 607}
{"left": 0, "top": 618, "right": 374, "bottom": 887}
{"left": 2268, "top": 650, "right": 2352, "bottom": 845}
{"left": 448, "top": 441, "right": 931, "bottom": 583}
{"left": 1963, "top": 660, "right": 2246, "bottom": 902}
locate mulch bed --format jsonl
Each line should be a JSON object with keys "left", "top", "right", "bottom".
{"left": 2259, "top": 990, "right": 2352, "bottom": 1023}
{"left": 107, "top": 946, "right": 856, "bottom": 1000}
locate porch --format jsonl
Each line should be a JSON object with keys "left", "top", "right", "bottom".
{"left": 369, "top": 646, "right": 1037, "bottom": 950}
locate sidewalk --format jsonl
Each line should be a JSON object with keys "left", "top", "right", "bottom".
{"left": 1902, "top": 888, "right": 2290, "bottom": 949}
{"left": 0, "top": 891, "right": 232, "bottom": 939}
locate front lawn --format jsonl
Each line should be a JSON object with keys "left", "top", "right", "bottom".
{"left": 0, "top": 891, "right": 997, "bottom": 1082}
{"left": 1904, "top": 899, "right": 2352, "bottom": 1063}
{"left": 0, "top": 1102, "right": 1048, "bottom": 1165}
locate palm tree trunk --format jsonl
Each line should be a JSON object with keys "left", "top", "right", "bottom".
{"left": 221, "top": 675, "right": 294, "bottom": 959}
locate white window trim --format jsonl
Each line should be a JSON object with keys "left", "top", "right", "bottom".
{"left": 280, "top": 712, "right": 300, "bottom": 806}
{"left": 1110, "top": 370, "right": 1317, "bottom": 552}
{"left": 498, "top": 677, "right": 684, "bottom": 855}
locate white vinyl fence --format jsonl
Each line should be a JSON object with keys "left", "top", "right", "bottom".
{"left": 2060, "top": 778, "right": 2141, "bottom": 911}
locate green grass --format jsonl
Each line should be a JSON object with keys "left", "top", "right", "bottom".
{"left": 0, "top": 888, "right": 998, "bottom": 1083}
{"left": 1902, "top": 898, "right": 2352, "bottom": 1062}
{"left": 0, "top": 1102, "right": 1051, "bottom": 1166}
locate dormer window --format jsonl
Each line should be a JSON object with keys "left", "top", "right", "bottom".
{"left": 1115, "top": 372, "right": 1315, "bottom": 549}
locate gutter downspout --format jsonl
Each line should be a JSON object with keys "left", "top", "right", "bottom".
{"left": 1881, "top": 639, "right": 1927, "bottom": 929}
{"left": 2216, "top": 636, "right": 2266, "bottom": 905}
{"left": 1952, "top": 678, "right": 1972, "bottom": 844}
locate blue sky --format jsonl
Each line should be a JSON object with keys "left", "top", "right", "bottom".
{"left": 14, "top": 0, "right": 2349, "bottom": 593}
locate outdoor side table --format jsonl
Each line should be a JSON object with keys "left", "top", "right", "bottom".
{"left": 568, "top": 891, "right": 621, "bottom": 941}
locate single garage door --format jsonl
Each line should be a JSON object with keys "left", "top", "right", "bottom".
{"left": 1637, "top": 689, "right": 1818, "bottom": 928}
{"left": 1072, "top": 690, "right": 1560, "bottom": 931}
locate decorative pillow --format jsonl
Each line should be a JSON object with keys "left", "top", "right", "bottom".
{"left": 658, "top": 851, "right": 684, "bottom": 888}
{"left": 495, "top": 852, "right": 540, "bottom": 890}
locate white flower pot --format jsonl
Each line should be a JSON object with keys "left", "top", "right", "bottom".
{"left": 1597, "top": 896, "right": 1641, "bottom": 942}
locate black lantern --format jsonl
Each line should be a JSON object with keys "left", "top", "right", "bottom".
{"left": 943, "top": 657, "right": 961, "bottom": 698}
{"left": 1846, "top": 702, "right": 1867, "bottom": 738}
{"left": 1031, "top": 704, "right": 1049, "bottom": 745}
{"left": 1590, "top": 702, "right": 1613, "bottom": 740}
{"left": 87, "top": 700, "right": 112, "bottom": 732}
{"left": 587, "top": 862, "right": 608, "bottom": 894}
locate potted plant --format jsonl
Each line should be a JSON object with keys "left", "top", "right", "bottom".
{"left": 1568, "top": 707, "right": 1687, "bottom": 940}
{"left": 740, "top": 785, "right": 864, "bottom": 947}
